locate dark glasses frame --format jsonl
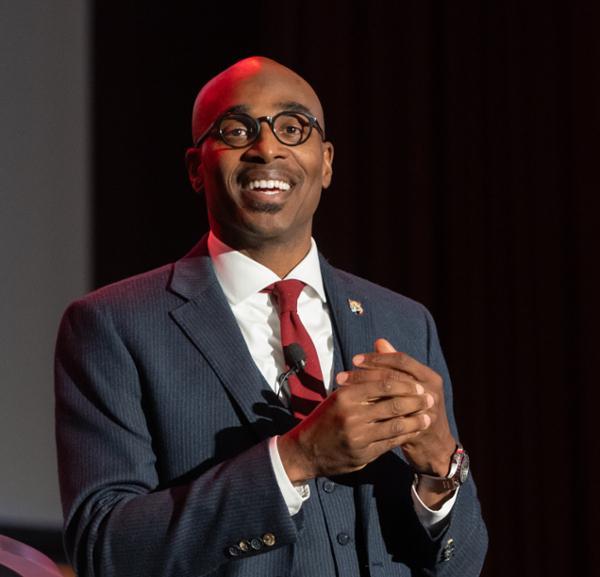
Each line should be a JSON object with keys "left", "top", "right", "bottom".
{"left": 194, "top": 110, "right": 326, "bottom": 149}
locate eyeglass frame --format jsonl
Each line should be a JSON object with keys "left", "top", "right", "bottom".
{"left": 193, "top": 110, "right": 326, "bottom": 149}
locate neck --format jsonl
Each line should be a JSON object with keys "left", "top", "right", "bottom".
{"left": 241, "top": 242, "right": 311, "bottom": 278}
{"left": 211, "top": 228, "right": 313, "bottom": 278}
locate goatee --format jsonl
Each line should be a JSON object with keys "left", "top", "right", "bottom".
{"left": 245, "top": 200, "right": 283, "bottom": 214}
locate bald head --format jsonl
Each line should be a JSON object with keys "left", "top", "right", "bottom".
{"left": 191, "top": 57, "right": 326, "bottom": 144}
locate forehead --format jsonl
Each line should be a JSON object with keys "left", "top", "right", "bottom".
{"left": 192, "top": 62, "right": 324, "bottom": 139}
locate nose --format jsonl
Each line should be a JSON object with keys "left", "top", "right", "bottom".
{"left": 242, "top": 120, "right": 288, "bottom": 163}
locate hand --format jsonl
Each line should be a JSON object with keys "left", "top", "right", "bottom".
{"left": 351, "top": 339, "right": 458, "bottom": 509}
{"left": 278, "top": 339, "right": 436, "bottom": 484}
{"left": 354, "top": 339, "right": 457, "bottom": 477}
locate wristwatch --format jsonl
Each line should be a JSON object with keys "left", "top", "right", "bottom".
{"left": 416, "top": 444, "right": 470, "bottom": 492}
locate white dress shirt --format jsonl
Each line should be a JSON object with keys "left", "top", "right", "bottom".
{"left": 207, "top": 231, "right": 456, "bottom": 530}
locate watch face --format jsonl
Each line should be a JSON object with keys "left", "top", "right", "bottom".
{"left": 459, "top": 452, "right": 470, "bottom": 484}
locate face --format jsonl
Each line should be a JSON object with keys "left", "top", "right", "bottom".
{"left": 186, "top": 59, "right": 334, "bottom": 251}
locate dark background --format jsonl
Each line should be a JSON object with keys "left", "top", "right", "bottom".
{"left": 92, "top": 2, "right": 600, "bottom": 576}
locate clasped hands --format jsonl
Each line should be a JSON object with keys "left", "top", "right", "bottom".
{"left": 278, "top": 338, "right": 457, "bottom": 507}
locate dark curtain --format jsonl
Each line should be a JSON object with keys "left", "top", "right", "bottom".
{"left": 93, "top": 2, "right": 600, "bottom": 576}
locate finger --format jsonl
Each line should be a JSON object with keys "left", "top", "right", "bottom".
{"left": 336, "top": 369, "right": 424, "bottom": 399}
{"left": 366, "top": 413, "right": 431, "bottom": 447}
{"left": 353, "top": 349, "right": 436, "bottom": 383}
{"left": 374, "top": 338, "right": 396, "bottom": 353}
{"left": 366, "top": 392, "right": 434, "bottom": 420}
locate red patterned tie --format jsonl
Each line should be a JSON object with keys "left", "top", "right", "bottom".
{"left": 264, "top": 279, "right": 327, "bottom": 419}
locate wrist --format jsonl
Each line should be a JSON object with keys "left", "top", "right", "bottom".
{"left": 428, "top": 438, "right": 458, "bottom": 477}
{"left": 417, "top": 443, "right": 470, "bottom": 495}
{"left": 278, "top": 430, "right": 315, "bottom": 485}
{"left": 414, "top": 479, "right": 455, "bottom": 510}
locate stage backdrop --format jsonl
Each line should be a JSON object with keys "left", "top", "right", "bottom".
{"left": 92, "top": 3, "right": 600, "bottom": 577}
{"left": 0, "top": 0, "right": 90, "bottom": 536}
{"left": 3, "top": 1, "right": 597, "bottom": 576}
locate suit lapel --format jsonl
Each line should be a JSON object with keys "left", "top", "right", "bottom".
{"left": 168, "top": 236, "right": 284, "bottom": 441}
{"left": 319, "top": 255, "right": 375, "bottom": 372}
{"left": 320, "top": 256, "right": 375, "bottom": 549}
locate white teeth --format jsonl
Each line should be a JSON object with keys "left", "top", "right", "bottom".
{"left": 247, "top": 179, "right": 291, "bottom": 192}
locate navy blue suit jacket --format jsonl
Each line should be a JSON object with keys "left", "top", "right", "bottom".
{"left": 55, "top": 237, "right": 487, "bottom": 576}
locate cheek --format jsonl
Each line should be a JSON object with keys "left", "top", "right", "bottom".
{"left": 201, "top": 150, "right": 235, "bottom": 190}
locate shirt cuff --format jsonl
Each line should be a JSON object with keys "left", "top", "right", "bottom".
{"left": 411, "top": 481, "right": 459, "bottom": 537}
{"left": 268, "top": 436, "right": 310, "bottom": 516}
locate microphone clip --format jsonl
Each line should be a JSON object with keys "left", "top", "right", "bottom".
{"left": 276, "top": 343, "right": 307, "bottom": 397}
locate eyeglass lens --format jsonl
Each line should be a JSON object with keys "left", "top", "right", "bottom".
{"left": 219, "top": 113, "right": 312, "bottom": 147}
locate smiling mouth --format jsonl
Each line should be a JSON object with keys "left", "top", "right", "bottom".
{"left": 240, "top": 179, "right": 293, "bottom": 214}
{"left": 245, "top": 179, "right": 292, "bottom": 195}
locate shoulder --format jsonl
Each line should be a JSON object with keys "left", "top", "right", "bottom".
{"left": 322, "top": 258, "right": 433, "bottom": 321}
{"left": 59, "top": 263, "right": 180, "bottom": 330}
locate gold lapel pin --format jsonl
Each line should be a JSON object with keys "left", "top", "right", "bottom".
{"left": 347, "top": 299, "right": 364, "bottom": 315}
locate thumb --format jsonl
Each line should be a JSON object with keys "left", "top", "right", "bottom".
{"left": 374, "top": 338, "right": 397, "bottom": 353}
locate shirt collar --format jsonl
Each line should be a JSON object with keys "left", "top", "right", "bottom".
{"left": 207, "top": 231, "right": 327, "bottom": 306}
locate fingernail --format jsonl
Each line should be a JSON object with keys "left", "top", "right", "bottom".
{"left": 415, "top": 383, "right": 425, "bottom": 395}
{"left": 353, "top": 354, "right": 365, "bottom": 365}
{"left": 426, "top": 393, "right": 434, "bottom": 408}
{"left": 423, "top": 414, "right": 431, "bottom": 428}
{"left": 336, "top": 372, "right": 349, "bottom": 384}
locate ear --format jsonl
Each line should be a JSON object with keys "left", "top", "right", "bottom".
{"left": 185, "top": 147, "right": 204, "bottom": 193}
{"left": 321, "top": 141, "right": 334, "bottom": 189}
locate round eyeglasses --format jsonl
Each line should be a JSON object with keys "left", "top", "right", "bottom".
{"left": 194, "top": 110, "right": 325, "bottom": 149}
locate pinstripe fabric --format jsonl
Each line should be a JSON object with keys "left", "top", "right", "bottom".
{"left": 55, "top": 235, "right": 487, "bottom": 577}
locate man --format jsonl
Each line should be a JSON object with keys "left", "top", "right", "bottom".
{"left": 55, "top": 56, "right": 487, "bottom": 577}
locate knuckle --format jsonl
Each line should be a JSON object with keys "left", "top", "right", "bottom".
{"left": 335, "top": 388, "right": 352, "bottom": 408}
{"left": 387, "top": 436, "right": 400, "bottom": 450}
{"left": 350, "top": 455, "right": 365, "bottom": 468}
{"left": 334, "top": 412, "right": 351, "bottom": 432}
{"left": 379, "top": 376, "right": 393, "bottom": 394}
{"left": 348, "top": 433, "right": 363, "bottom": 448}
{"left": 390, "top": 418, "right": 405, "bottom": 435}
{"left": 390, "top": 397, "right": 404, "bottom": 415}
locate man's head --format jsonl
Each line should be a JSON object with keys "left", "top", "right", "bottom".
{"left": 186, "top": 57, "right": 334, "bottom": 253}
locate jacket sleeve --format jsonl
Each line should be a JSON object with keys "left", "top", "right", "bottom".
{"left": 54, "top": 298, "right": 301, "bottom": 577}
{"left": 418, "top": 306, "right": 488, "bottom": 576}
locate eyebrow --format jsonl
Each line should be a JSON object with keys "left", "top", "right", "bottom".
{"left": 274, "top": 101, "right": 317, "bottom": 117}
{"left": 220, "top": 104, "right": 251, "bottom": 115}
{"left": 219, "top": 101, "right": 317, "bottom": 118}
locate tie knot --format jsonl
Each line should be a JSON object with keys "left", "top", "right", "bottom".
{"left": 265, "top": 279, "right": 305, "bottom": 313}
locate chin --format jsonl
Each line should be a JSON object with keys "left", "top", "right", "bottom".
{"left": 244, "top": 200, "right": 284, "bottom": 214}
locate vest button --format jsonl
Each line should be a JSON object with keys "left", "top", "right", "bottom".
{"left": 337, "top": 532, "right": 350, "bottom": 546}
{"left": 323, "top": 480, "right": 335, "bottom": 493}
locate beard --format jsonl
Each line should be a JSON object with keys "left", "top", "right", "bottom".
{"left": 244, "top": 199, "right": 284, "bottom": 214}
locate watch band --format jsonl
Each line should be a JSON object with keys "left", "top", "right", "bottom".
{"left": 416, "top": 444, "right": 470, "bottom": 493}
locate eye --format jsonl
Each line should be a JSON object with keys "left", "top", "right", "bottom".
{"left": 220, "top": 120, "right": 248, "bottom": 137}
{"left": 218, "top": 115, "right": 256, "bottom": 145}
{"left": 226, "top": 127, "right": 248, "bottom": 137}
{"left": 281, "top": 123, "right": 301, "bottom": 134}
{"left": 275, "top": 114, "right": 309, "bottom": 143}
{"left": 279, "top": 119, "right": 303, "bottom": 133}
